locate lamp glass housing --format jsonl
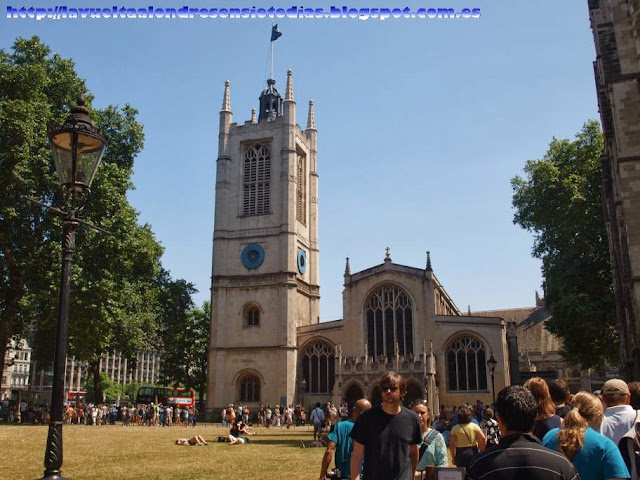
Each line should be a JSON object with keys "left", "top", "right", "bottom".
{"left": 50, "top": 128, "right": 106, "bottom": 193}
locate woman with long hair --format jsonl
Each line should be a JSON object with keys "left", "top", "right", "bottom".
{"left": 542, "top": 391, "right": 629, "bottom": 480}
{"left": 524, "top": 377, "right": 562, "bottom": 440}
{"left": 449, "top": 404, "right": 486, "bottom": 469}
{"left": 410, "top": 399, "right": 448, "bottom": 477}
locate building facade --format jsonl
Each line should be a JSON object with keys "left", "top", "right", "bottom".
{"left": 1, "top": 338, "right": 32, "bottom": 401}
{"left": 1, "top": 345, "right": 161, "bottom": 404}
{"left": 589, "top": 0, "right": 640, "bottom": 379}
{"left": 207, "top": 71, "right": 514, "bottom": 415}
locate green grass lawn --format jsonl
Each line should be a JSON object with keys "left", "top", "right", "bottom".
{"left": 0, "top": 423, "right": 327, "bottom": 479}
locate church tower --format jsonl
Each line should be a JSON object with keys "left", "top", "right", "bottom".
{"left": 207, "top": 71, "right": 320, "bottom": 412}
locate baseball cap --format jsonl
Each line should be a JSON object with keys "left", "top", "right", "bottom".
{"left": 602, "top": 378, "right": 630, "bottom": 395}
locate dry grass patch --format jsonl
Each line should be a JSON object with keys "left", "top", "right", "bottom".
{"left": 0, "top": 424, "right": 326, "bottom": 479}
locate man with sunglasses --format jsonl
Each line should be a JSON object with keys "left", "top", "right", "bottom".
{"left": 350, "top": 372, "right": 422, "bottom": 480}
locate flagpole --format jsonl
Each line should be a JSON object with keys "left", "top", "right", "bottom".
{"left": 270, "top": 23, "right": 274, "bottom": 79}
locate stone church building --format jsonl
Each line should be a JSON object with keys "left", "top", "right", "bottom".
{"left": 206, "top": 70, "right": 518, "bottom": 416}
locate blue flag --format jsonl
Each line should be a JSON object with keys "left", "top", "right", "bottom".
{"left": 271, "top": 24, "right": 282, "bottom": 42}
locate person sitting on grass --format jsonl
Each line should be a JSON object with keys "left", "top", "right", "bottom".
{"left": 175, "top": 435, "right": 208, "bottom": 446}
{"left": 237, "top": 421, "right": 257, "bottom": 435}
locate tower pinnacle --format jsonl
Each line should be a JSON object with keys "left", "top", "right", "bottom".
{"left": 344, "top": 257, "right": 351, "bottom": 275}
{"left": 307, "top": 100, "right": 316, "bottom": 130}
{"left": 221, "top": 80, "right": 231, "bottom": 113}
{"left": 285, "top": 69, "right": 294, "bottom": 101}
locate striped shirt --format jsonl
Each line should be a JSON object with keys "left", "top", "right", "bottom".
{"left": 466, "top": 433, "right": 579, "bottom": 480}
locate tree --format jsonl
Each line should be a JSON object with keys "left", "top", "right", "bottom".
{"left": 84, "top": 372, "right": 121, "bottom": 404}
{"left": 186, "top": 301, "right": 210, "bottom": 411}
{"left": 0, "top": 36, "right": 85, "bottom": 376}
{"left": 511, "top": 120, "right": 617, "bottom": 368}
{"left": 0, "top": 37, "right": 165, "bottom": 402}
{"left": 156, "top": 272, "right": 209, "bottom": 410}
{"left": 156, "top": 271, "right": 196, "bottom": 386}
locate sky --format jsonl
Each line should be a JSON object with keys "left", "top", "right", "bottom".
{"left": 1, "top": 1, "right": 601, "bottom": 321}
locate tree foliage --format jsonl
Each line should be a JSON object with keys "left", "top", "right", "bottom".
{"left": 156, "top": 272, "right": 209, "bottom": 408}
{"left": 0, "top": 36, "right": 85, "bottom": 376}
{"left": 511, "top": 121, "right": 617, "bottom": 368}
{"left": 0, "top": 37, "right": 165, "bottom": 402}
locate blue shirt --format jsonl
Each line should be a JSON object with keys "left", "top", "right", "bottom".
{"left": 417, "top": 428, "right": 449, "bottom": 469}
{"left": 542, "top": 427, "right": 630, "bottom": 480}
{"left": 328, "top": 419, "right": 356, "bottom": 477}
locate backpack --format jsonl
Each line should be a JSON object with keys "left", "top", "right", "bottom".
{"left": 419, "top": 429, "right": 439, "bottom": 460}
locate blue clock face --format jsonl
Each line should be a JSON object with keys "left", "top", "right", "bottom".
{"left": 297, "top": 249, "right": 307, "bottom": 274}
{"left": 241, "top": 244, "right": 265, "bottom": 269}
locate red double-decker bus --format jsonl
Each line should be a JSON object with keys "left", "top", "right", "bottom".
{"left": 135, "top": 386, "right": 195, "bottom": 407}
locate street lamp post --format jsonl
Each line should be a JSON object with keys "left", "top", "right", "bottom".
{"left": 487, "top": 354, "right": 497, "bottom": 406}
{"left": 42, "top": 97, "right": 106, "bottom": 480}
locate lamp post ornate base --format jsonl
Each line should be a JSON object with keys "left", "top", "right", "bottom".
{"left": 43, "top": 421, "right": 65, "bottom": 479}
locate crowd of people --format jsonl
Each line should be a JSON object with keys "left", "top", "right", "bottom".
{"left": 7, "top": 373, "right": 640, "bottom": 480}
{"left": 301, "top": 374, "right": 640, "bottom": 480}
{"left": 0, "top": 400, "right": 200, "bottom": 427}
{"left": 62, "top": 403, "right": 199, "bottom": 427}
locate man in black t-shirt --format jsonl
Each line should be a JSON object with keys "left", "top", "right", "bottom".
{"left": 349, "top": 372, "right": 422, "bottom": 480}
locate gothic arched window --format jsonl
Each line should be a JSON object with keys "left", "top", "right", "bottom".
{"left": 446, "top": 335, "right": 488, "bottom": 391}
{"left": 365, "top": 284, "right": 413, "bottom": 359}
{"left": 243, "top": 143, "right": 271, "bottom": 216}
{"left": 239, "top": 373, "right": 261, "bottom": 402}
{"left": 302, "top": 341, "right": 335, "bottom": 394}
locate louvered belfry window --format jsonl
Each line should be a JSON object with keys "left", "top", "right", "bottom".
{"left": 243, "top": 143, "right": 271, "bottom": 216}
{"left": 296, "top": 152, "right": 306, "bottom": 225}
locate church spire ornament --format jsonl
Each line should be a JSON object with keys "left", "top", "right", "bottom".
{"left": 285, "top": 69, "right": 294, "bottom": 101}
{"left": 385, "top": 247, "right": 392, "bottom": 263}
{"left": 344, "top": 257, "right": 351, "bottom": 275}
{"left": 426, "top": 251, "right": 432, "bottom": 271}
{"left": 307, "top": 100, "right": 316, "bottom": 130}
{"left": 221, "top": 80, "right": 231, "bottom": 113}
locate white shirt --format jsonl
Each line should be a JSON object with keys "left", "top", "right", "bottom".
{"left": 600, "top": 404, "right": 638, "bottom": 444}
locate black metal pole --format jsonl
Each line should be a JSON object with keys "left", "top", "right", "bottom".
{"left": 491, "top": 374, "right": 496, "bottom": 406}
{"left": 43, "top": 212, "right": 78, "bottom": 480}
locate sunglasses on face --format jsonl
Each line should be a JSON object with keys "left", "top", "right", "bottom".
{"left": 381, "top": 386, "right": 399, "bottom": 392}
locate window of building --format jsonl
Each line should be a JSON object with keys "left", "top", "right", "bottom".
{"left": 239, "top": 374, "right": 261, "bottom": 402}
{"left": 245, "top": 306, "right": 260, "bottom": 327}
{"left": 302, "top": 341, "right": 335, "bottom": 394}
{"left": 365, "top": 284, "right": 413, "bottom": 359}
{"left": 447, "top": 335, "right": 487, "bottom": 391}
{"left": 243, "top": 143, "right": 271, "bottom": 216}
{"left": 296, "top": 152, "right": 306, "bottom": 225}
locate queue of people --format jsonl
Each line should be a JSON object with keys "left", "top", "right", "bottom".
{"left": 9, "top": 372, "right": 640, "bottom": 480}
{"left": 310, "top": 374, "right": 640, "bottom": 480}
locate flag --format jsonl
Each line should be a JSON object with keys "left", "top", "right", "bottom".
{"left": 271, "top": 24, "right": 282, "bottom": 42}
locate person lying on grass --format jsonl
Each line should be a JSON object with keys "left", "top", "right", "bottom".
{"left": 175, "top": 435, "right": 208, "bottom": 446}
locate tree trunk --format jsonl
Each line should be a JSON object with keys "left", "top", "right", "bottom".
{"left": 91, "top": 359, "right": 103, "bottom": 403}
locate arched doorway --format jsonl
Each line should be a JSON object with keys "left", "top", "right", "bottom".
{"left": 344, "top": 384, "right": 364, "bottom": 410}
{"left": 403, "top": 382, "right": 424, "bottom": 408}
